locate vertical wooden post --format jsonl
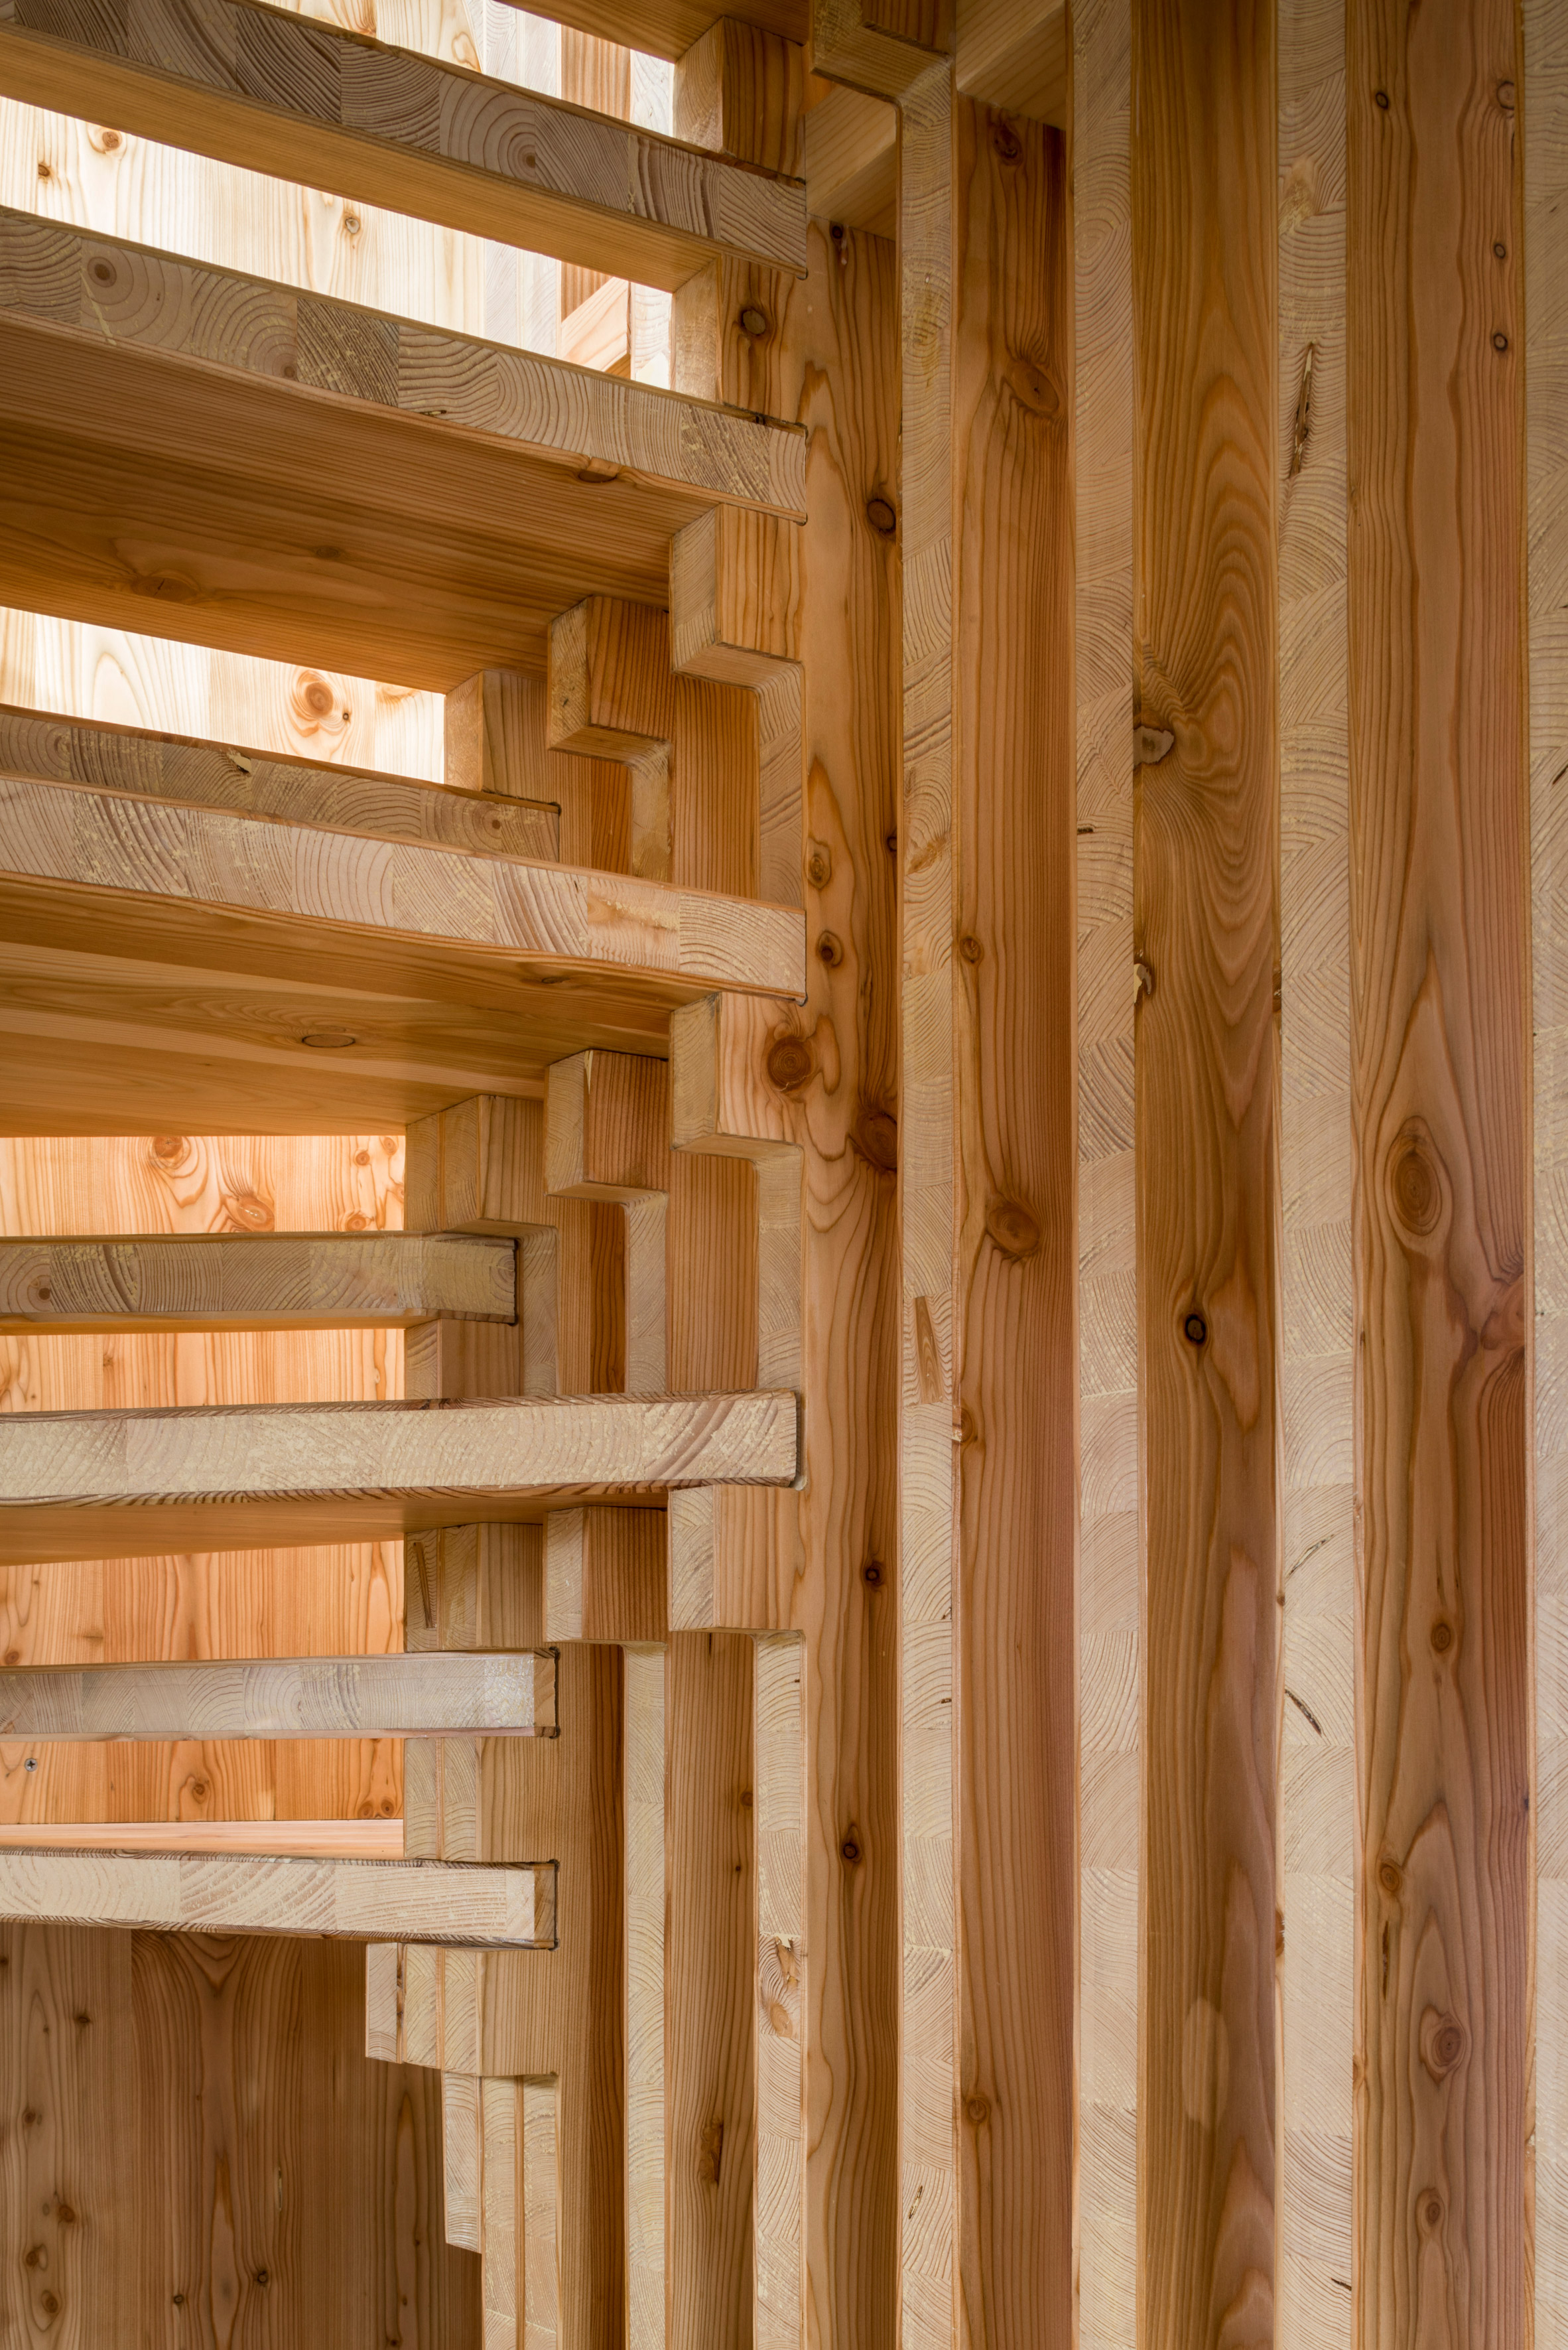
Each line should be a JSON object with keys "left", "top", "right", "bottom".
{"left": 1071, "top": 0, "right": 1139, "bottom": 2339}
{"left": 1131, "top": 3, "right": 1280, "bottom": 2343}
{"left": 1528, "top": 1, "right": 1568, "bottom": 2337}
{"left": 1348, "top": 1, "right": 1530, "bottom": 2336}
{"left": 1277, "top": 0, "right": 1354, "bottom": 2337}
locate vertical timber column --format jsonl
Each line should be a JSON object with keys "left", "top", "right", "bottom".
{"left": 951, "top": 98, "right": 1075, "bottom": 2350}
{"left": 1132, "top": 4, "right": 1280, "bottom": 2345}
{"left": 1348, "top": 2, "right": 1530, "bottom": 2340}
{"left": 1277, "top": 1, "right": 1354, "bottom": 2341}
{"left": 1528, "top": 0, "right": 1568, "bottom": 2335}
{"left": 1071, "top": 1, "right": 1139, "bottom": 2340}
{"left": 897, "top": 58, "right": 958, "bottom": 2349}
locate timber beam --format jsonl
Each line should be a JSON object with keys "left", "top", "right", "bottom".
{"left": 0, "top": 0, "right": 809, "bottom": 292}
{"left": 0, "top": 1228, "right": 516, "bottom": 1331}
{"left": 0, "top": 1848, "right": 557, "bottom": 1943}
{"left": 0, "top": 1651, "right": 558, "bottom": 1740}
{"left": 0, "top": 1388, "right": 799, "bottom": 1562}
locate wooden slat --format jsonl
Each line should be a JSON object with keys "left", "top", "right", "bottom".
{"left": 0, "top": 701, "right": 558, "bottom": 862}
{"left": 809, "top": 0, "right": 948, "bottom": 102}
{"left": 1528, "top": 1, "right": 1568, "bottom": 2338}
{"left": 0, "top": 1818, "right": 403, "bottom": 1852}
{"left": 0, "top": 770, "right": 806, "bottom": 997}
{"left": 0, "top": 0, "right": 808, "bottom": 291}
{"left": 949, "top": 94, "right": 1073, "bottom": 2346}
{"left": 547, "top": 1050, "right": 671, "bottom": 1200}
{"left": 896, "top": 56, "right": 956, "bottom": 2349}
{"left": 0, "top": 210, "right": 803, "bottom": 512}
{"left": 1277, "top": 0, "right": 1352, "bottom": 2337}
{"left": 0, "top": 1650, "right": 556, "bottom": 1740}
{"left": 1132, "top": 1, "right": 1279, "bottom": 2340}
{"left": 0, "top": 1228, "right": 514, "bottom": 1330}
{"left": 543, "top": 1505, "right": 666, "bottom": 1641}
{"left": 546, "top": 0, "right": 805, "bottom": 69}
{"left": 1348, "top": 2, "right": 1529, "bottom": 2335}
{"left": 675, "top": 19, "right": 805, "bottom": 176}
{"left": 0, "top": 1848, "right": 556, "bottom": 1941}
{"left": 444, "top": 2068, "right": 484, "bottom": 2249}
{"left": 1071, "top": 0, "right": 1138, "bottom": 2338}
{"left": 752, "top": 1629, "right": 805, "bottom": 2350}
{"left": 0, "top": 1388, "right": 799, "bottom": 1562}
{"left": 623, "top": 1642, "right": 667, "bottom": 2347}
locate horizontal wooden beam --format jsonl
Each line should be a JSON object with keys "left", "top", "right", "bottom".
{"left": 0, "top": 0, "right": 808, "bottom": 292}
{"left": 0, "top": 210, "right": 805, "bottom": 519}
{"left": 0, "top": 770, "right": 806, "bottom": 1024}
{"left": 0, "top": 1229, "right": 515, "bottom": 1331}
{"left": 546, "top": 0, "right": 806, "bottom": 66}
{"left": 0, "top": 1819, "right": 403, "bottom": 1855}
{"left": 0, "top": 1389, "right": 799, "bottom": 1561}
{"left": 0, "top": 1848, "right": 557, "bottom": 1943}
{"left": 0, "top": 702, "right": 560, "bottom": 864}
{"left": 0, "top": 1650, "right": 558, "bottom": 1740}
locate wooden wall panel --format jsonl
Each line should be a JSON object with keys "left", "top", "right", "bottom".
{"left": 1131, "top": 5, "right": 1279, "bottom": 2345}
{"left": 1347, "top": 3, "right": 1530, "bottom": 2339}
{"left": 1277, "top": 0, "right": 1354, "bottom": 2339}
{"left": 1070, "top": 0, "right": 1138, "bottom": 2337}
{"left": 1528, "top": 1, "right": 1568, "bottom": 2335}
{"left": 951, "top": 96, "right": 1073, "bottom": 2350}
{"left": 0, "top": 1135, "right": 405, "bottom": 1829}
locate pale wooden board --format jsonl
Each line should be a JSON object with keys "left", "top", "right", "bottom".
{"left": 0, "top": 0, "right": 808, "bottom": 291}
{"left": 0, "top": 1816, "right": 403, "bottom": 1850}
{"left": 1277, "top": 0, "right": 1352, "bottom": 2338}
{"left": 1529, "top": 0, "right": 1568, "bottom": 2337}
{"left": 0, "top": 1228, "right": 515, "bottom": 1330}
{"left": 897, "top": 61, "right": 958, "bottom": 2350}
{"left": 0, "top": 702, "right": 556, "bottom": 864}
{"left": 1071, "top": 3, "right": 1138, "bottom": 2337}
{"left": 1348, "top": 2, "right": 1529, "bottom": 2333}
{"left": 752, "top": 1630, "right": 804, "bottom": 2350}
{"left": 0, "top": 1388, "right": 799, "bottom": 1561}
{"left": 0, "top": 209, "right": 806, "bottom": 516}
{"left": 0, "top": 1847, "right": 555, "bottom": 1941}
{"left": 623, "top": 1642, "right": 666, "bottom": 2349}
{"left": 0, "top": 1649, "right": 554, "bottom": 1739}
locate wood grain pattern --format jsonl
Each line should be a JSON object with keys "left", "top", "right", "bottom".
{"left": 896, "top": 59, "right": 956, "bottom": 2350}
{"left": 543, "top": 1503, "right": 666, "bottom": 1641}
{"left": 0, "top": 210, "right": 807, "bottom": 512}
{"left": 549, "top": 596, "right": 677, "bottom": 760}
{"left": 1347, "top": 3, "right": 1530, "bottom": 2339}
{"left": 0, "top": 1848, "right": 555, "bottom": 1941}
{"left": 0, "top": 771, "right": 807, "bottom": 1003}
{"left": 752, "top": 1628, "right": 805, "bottom": 2349}
{"left": 1528, "top": 1, "right": 1568, "bottom": 2337}
{"left": 624, "top": 1639, "right": 667, "bottom": 2349}
{"left": 0, "top": 0, "right": 809, "bottom": 289}
{"left": 810, "top": 0, "right": 947, "bottom": 103}
{"left": 0, "top": 1818, "right": 403, "bottom": 1850}
{"left": 1277, "top": 0, "right": 1353, "bottom": 2339}
{"left": 539, "top": 0, "right": 804, "bottom": 71}
{"left": 0, "top": 1648, "right": 554, "bottom": 1739}
{"left": 0, "top": 1227, "right": 513, "bottom": 1330}
{"left": 951, "top": 95, "right": 1074, "bottom": 2349}
{"left": 1, "top": 699, "right": 556, "bottom": 863}
{"left": 547, "top": 1049, "right": 671, "bottom": 1199}
{"left": 0, "top": 1387, "right": 799, "bottom": 1563}
{"left": 1071, "top": 0, "right": 1138, "bottom": 2338}
{"left": 667, "top": 1627, "right": 757, "bottom": 2349}
{"left": 1132, "top": 1, "right": 1279, "bottom": 2341}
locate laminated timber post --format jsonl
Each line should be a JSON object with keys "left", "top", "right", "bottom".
{"left": 673, "top": 29, "right": 902, "bottom": 2345}
{"left": 1348, "top": 0, "right": 1531, "bottom": 2337}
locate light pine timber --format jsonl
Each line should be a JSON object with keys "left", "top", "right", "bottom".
{"left": 0, "top": 1227, "right": 514, "bottom": 1331}
{"left": 954, "top": 0, "right": 1065, "bottom": 125}
{"left": 0, "top": 1650, "right": 556, "bottom": 1740}
{"left": 0, "top": 1388, "right": 799, "bottom": 1563}
{"left": 1071, "top": 0, "right": 1138, "bottom": 2337}
{"left": 0, "top": 0, "right": 809, "bottom": 291}
{"left": 0, "top": 701, "right": 560, "bottom": 863}
{"left": 624, "top": 1643, "right": 667, "bottom": 2347}
{"left": 675, "top": 21, "right": 805, "bottom": 177}
{"left": 548, "top": 0, "right": 804, "bottom": 70}
{"left": 546, "top": 1049, "right": 671, "bottom": 1393}
{"left": 0, "top": 1818, "right": 403, "bottom": 1852}
{"left": 0, "top": 771, "right": 807, "bottom": 1006}
{"left": 1347, "top": 4, "right": 1530, "bottom": 2339}
{"left": 0, "top": 212, "right": 807, "bottom": 518}
{"left": 0, "top": 1849, "right": 556, "bottom": 1942}
{"left": 1528, "top": 0, "right": 1568, "bottom": 2337}
{"left": 444, "top": 2068, "right": 483, "bottom": 2249}
{"left": 544, "top": 1505, "right": 667, "bottom": 1642}
{"left": 897, "top": 58, "right": 958, "bottom": 2350}
{"left": 809, "top": 0, "right": 949, "bottom": 104}
{"left": 1132, "top": 0, "right": 1280, "bottom": 2339}
{"left": 442, "top": 669, "right": 641, "bottom": 883}
{"left": 800, "top": 83, "right": 896, "bottom": 239}
{"left": 1277, "top": 0, "right": 1354, "bottom": 2338}
{"left": 950, "top": 96, "right": 1074, "bottom": 2348}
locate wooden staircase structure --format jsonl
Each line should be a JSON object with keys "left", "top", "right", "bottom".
{"left": 0, "top": 0, "right": 1565, "bottom": 2343}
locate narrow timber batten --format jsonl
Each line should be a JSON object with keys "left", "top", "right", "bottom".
{"left": 0, "top": 1229, "right": 517, "bottom": 1330}
{"left": 0, "top": 1650, "right": 559, "bottom": 1740}
{"left": 0, "top": 1850, "right": 558, "bottom": 1943}
{"left": 0, "top": 0, "right": 809, "bottom": 291}
{"left": 0, "top": 703, "right": 563, "bottom": 864}
{"left": 0, "top": 210, "right": 807, "bottom": 516}
{"left": 0, "top": 1388, "right": 799, "bottom": 1560}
